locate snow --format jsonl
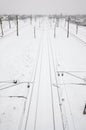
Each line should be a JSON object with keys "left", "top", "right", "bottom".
{"left": 0, "top": 17, "right": 86, "bottom": 130}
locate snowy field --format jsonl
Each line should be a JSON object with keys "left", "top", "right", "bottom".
{"left": 0, "top": 17, "right": 86, "bottom": 130}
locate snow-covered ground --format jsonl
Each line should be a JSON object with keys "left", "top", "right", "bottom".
{"left": 0, "top": 17, "right": 86, "bottom": 130}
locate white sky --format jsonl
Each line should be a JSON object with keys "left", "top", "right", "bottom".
{"left": 0, "top": 0, "right": 86, "bottom": 14}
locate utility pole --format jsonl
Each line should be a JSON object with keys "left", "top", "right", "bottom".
{"left": 67, "top": 17, "right": 70, "bottom": 38}
{"left": 0, "top": 18, "right": 3, "bottom": 37}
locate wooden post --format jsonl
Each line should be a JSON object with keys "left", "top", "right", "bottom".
{"left": 16, "top": 15, "right": 19, "bottom": 36}
{"left": 0, "top": 18, "right": 3, "bottom": 37}
{"left": 67, "top": 17, "right": 70, "bottom": 38}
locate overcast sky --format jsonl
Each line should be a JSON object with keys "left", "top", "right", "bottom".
{"left": 0, "top": 0, "right": 86, "bottom": 14}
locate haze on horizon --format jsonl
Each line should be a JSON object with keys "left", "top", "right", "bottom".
{"left": 0, "top": 0, "right": 86, "bottom": 15}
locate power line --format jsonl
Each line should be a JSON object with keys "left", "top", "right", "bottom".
{"left": 53, "top": 83, "right": 86, "bottom": 86}
{"left": 0, "top": 95, "right": 27, "bottom": 99}
{"left": 0, "top": 82, "right": 24, "bottom": 91}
